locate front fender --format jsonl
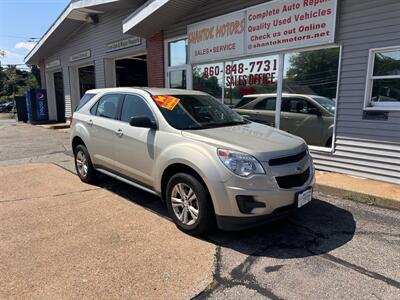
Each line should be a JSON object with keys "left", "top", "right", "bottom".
{"left": 154, "top": 141, "right": 232, "bottom": 213}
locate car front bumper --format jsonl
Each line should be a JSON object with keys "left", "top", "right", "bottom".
{"left": 208, "top": 164, "right": 315, "bottom": 231}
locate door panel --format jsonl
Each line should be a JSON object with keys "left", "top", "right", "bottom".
{"left": 280, "top": 98, "right": 323, "bottom": 146}
{"left": 113, "top": 94, "right": 158, "bottom": 187}
{"left": 87, "top": 94, "right": 123, "bottom": 170}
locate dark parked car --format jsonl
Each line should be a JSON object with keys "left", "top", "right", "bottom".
{"left": 0, "top": 102, "right": 14, "bottom": 113}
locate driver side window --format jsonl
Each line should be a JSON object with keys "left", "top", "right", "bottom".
{"left": 120, "top": 94, "right": 155, "bottom": 123}
{"left": 282, "top": 98, "right": 315, "bottom": 114}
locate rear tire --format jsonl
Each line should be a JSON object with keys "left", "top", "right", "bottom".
{"left": 166, "top": 173, "right": 214, "bottom": 235}
{"left": 74, "top": 144, "right": 97, "bottom": 183}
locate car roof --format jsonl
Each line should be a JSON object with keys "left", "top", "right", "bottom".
{"left": 242, "top": 93, "right": 319, "bottom": 98}
{"left": 84, "top": 87, "right": 207, "bottom": 96}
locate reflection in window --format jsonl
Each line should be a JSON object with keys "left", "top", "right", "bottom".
{"left": 282, "top": 47, "right": 340, "bottom": 148}
{"left": 169, "top": 70, "right": 187, "bottom": 89}
{"left": 369, "top": 49, "right": 400, "bottom": 104}
{"left": 193, "top": 63, "right": 223, "bottom": 101}
{"left": 169, "top": 39, "right": 187, "bottom": 67}
{"left": 225, "top": 56, "right": 278, "bottom": 106}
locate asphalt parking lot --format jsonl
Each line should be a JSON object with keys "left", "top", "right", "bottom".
{"left": 1, "top": 121, "right": 399, "bottom": 299}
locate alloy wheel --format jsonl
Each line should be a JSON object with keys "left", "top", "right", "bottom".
{"left": 171, "top": 183, "right": 199, "bottom": 226}
{"left": 76, "top": 150, "right": 88, "bottom": 178}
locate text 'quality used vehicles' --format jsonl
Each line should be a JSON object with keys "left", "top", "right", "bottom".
{"left": 70, "top": 88, "right": 314, "bottom": 235}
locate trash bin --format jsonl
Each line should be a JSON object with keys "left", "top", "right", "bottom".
{"left": 25, "top": 89, "right": 49, "bottom": 123}
{"left": 15, "top": 96, "right": 28, "bottom": 122}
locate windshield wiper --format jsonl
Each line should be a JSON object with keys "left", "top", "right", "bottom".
{"left": 201, "top": 120, "right": 249, "bottom": 129}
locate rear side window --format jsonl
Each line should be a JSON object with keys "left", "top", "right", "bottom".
{"left": 234, "top": 96, "right": 257, "bottom": 108}
{"left": 91, "top": 94, "right": 122, "bottom": 119}
{"left": 75, "top": 93, "right": 95, "bottom": 111}
{"left": 120, "top": 94, "right": 154, "bottom": 123}
{"left": 254, "top": 98, "right": 276, "bottom": 110}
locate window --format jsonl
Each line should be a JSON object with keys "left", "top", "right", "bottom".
{"left": 282, "top": 98, "right": 316, "bottom": 114}
{"left": 254, "top": 98, "right": 276, "bottom": 110}
{"left": 95, "top": 94, "right": 121, "bottom": 119}
{"left": 166, "top": 38, "right": 191, "bottom": 89}
{"left": 75, "top": 93, "right": 95, "bottom": 111}
{"left": 191, "top": 46, "right": 340, "bottom": 149}
{"left": 193, "top": 62, "right": 224, "bottom": 101}
{"left": 120, "top": 94, "right": 154, "bottom": 123}
{"left": 169, "top": 70, "right": 187, "bottom": 89}
{"left": 365, "top": 47, "right": 400, "bottom": 109}
{"left": 168, "top": 39, "right": 187, "bottom": 67}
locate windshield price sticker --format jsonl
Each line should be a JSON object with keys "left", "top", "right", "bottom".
{"left": 153, "top": 96, "right": 181, "bottom": 111}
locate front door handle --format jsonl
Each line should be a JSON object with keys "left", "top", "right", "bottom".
{"left": 115, "top": 129, "right": 123, "bottom": 137}
{"left": 87, "top": 119, "right": 93, "bottom": 126}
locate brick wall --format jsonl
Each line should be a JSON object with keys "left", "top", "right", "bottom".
{"left": 146, "top": 31, "right": 165, "bottom": 88}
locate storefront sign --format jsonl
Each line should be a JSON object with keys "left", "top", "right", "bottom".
{"left": 45, "top": 59, "right": 60, "bottom": 69}
{"left": 70, "top": 50, "right": 91, "bottom": 62}
{"left": 106, "top": 37, "right": 142, "bottom": 52}
{"left": 188, "top": 0, "right": 337, "bottom": 63}
{"left": 246, "top": 0, "right": 337, "bottom": 55}
{"left": 188, "top": 11, "right": 246, "bottom": 64}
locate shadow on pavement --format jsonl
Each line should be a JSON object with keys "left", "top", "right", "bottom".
{"left": 96, "top": 175, "right": 356, "bottom": 259}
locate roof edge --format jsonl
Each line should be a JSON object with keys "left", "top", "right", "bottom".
{"left": 122, "top": 0, "right": 169, "bottom": 35}
{"left": 25, "top": 0, "right": 120, "bottom": 64}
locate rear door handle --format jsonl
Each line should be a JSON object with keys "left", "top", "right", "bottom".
{"left": 87, "top": 119, "right": 93, "bottom": 126}
{"left": 115, "top": 129, "right": 123, "bottom": 137}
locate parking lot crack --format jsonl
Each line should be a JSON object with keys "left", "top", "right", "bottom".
{"left": 0, "top": 188, "right": 101, "bottom": 204}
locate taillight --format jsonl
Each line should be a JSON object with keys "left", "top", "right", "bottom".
{"left": 68, "top": 115, "right": 73, "bottom": 124}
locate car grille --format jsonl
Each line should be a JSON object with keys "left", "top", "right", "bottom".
{"left": 269, "top": 150, "right": 307, "bottom": 166}
{"left": 275, "top": 168, "right": 310, "bottom": 189}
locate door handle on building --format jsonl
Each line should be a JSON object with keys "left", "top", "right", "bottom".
{"left": 115, "top": 129, "right": 123, "bottom": 137}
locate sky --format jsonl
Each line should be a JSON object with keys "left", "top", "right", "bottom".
{"left": 0, "top": 0, "right": 69, "bottom": 67}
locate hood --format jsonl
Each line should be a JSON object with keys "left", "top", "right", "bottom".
{"left": 182, "top": 122, "right": 306, "bottom": 161}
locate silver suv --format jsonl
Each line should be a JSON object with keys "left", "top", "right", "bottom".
{"left": 71, "top": 88, "right": 314, "bottom": 235}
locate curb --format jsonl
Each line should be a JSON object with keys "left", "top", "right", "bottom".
{"left": 314, "top": 183, "right": 400, "bottom": 211}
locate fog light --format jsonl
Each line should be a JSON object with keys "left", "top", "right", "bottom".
{"left": 236, "top": 195, "right": 266, "bottom": 214}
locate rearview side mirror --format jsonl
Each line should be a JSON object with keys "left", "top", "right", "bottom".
{"left": 129, "top": 116, "right": 157, "bottom": 129}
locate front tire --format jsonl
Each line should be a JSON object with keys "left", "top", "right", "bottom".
{"left": 166, "top": 173, "right": 214, "bottom": 235}
{"left": 74, "top": 144, "right": 97, "bottom": 183}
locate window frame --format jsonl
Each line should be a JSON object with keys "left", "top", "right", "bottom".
{"left": 164, "top": 36, "right": 192, "bottom": 89}
{"left": 364, "top": 45, "right": 400, "bottom": 111}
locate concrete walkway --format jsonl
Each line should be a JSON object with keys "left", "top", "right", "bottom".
{"left": 0, "top": 164, "right": 215, "bottom": 300}
{"left": 315, "top": 171, "right": 400, "bottom": 210}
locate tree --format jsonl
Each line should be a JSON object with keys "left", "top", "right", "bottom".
{"left": 193, "top": 66, "right": 222, "bottom": 98}
{"left": 0, "top": 65, "right": 39, "bottom": 100}
{"left": 285, "top": 48, "right": 340, "bottom": 99}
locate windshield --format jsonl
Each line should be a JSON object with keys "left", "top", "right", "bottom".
{"left": 153, "top": 94, "right": 249, "bottom": 130}
{"left": 312, "top": 96, "right": 336, "bottom": 114}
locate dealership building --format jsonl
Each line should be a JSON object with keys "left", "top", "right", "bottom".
{"left": 25, "top": 0, "right": 400, "bottom": 184}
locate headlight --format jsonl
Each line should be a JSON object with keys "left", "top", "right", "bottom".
{"left": 217, "top": 149, "right": 265, "bottom": 177}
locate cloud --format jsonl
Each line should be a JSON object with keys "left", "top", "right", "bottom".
{"left": 2, "top": 50, "right": 22, "bottom": 58}
{"left": 15, "top": 41, "right": 37, "bottom": 51}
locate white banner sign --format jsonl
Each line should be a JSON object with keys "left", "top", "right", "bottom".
{"left": 70, "top": 50, "right": 91, "bottom": 62}
{"left": 106, "top": 37, "right": 142, "bottom": 52}
{"left": 188, "top": 11, "right": 245, "bottom": 64}
{"left": 188, "top": 0, "right": 337, "bottom": 63}
{"left": 247, "top": 0, "right": 337, "bottom": 55}
{"left": 45, "top": 59, "right": 60, "bottom": 69}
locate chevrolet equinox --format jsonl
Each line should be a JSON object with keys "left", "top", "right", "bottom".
{"left": 70, "top": 88, "right": 314, "bottom": 235}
